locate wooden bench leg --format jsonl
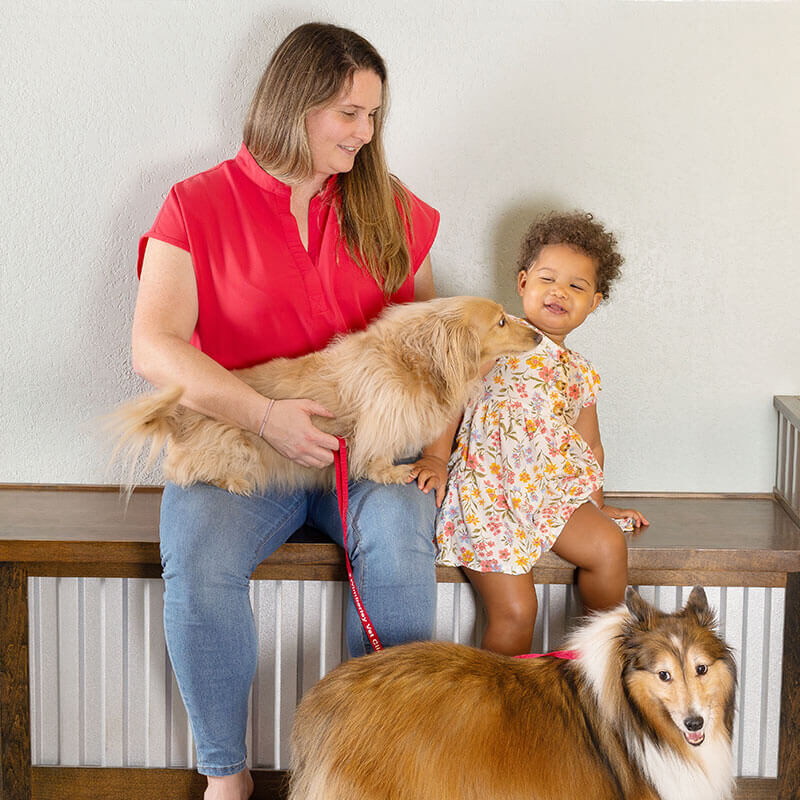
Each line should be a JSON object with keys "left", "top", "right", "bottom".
{"left": 779, "top": 571, "right": 800, "bottom": 799}
{"left": 0, "top": 562, "right": 32, "bottom": 800}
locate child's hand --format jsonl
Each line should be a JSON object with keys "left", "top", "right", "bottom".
{"left": 407, "top": 455, "right": 449, "bottom": 507}
{"left": 600, "top": 504, "right": 650, "bottom": 530}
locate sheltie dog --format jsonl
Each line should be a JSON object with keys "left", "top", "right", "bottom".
{"left": 106, "top": 296, "right": 539, "bottom": 494}
{"left": 289, "top": 587, "right": 736, "bottom": 800}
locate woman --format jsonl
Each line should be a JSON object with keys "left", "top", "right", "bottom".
{"left": 132, "top": 23, "right": 446, "bottom": 800}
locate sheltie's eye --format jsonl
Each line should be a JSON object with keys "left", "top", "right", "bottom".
{"left": 498, "top": 317, "right": 506, "bottom": 327}
{"left": 658, "top": 670, "right": 671, "bottom": 682}
{"left": 696, "top": 664, "right": 708, "bottom": 676}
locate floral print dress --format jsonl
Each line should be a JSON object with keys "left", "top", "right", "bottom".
{"left": 436, "top": 331, "right": 626, "bottom": 575}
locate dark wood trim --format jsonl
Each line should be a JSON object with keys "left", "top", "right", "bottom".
{"left": 0, "top": 559, "right": 789, "bottom": 588}
{"left": 30, "top": 766, "right": 288, "bottom": 799}
{"left": 0, "top": 483, "right": 163, "bottom": 493}
{"left": 0, "top": 563, "right": 31, "bottom": 800}
{"left": 0, "top": 483, "right": 777, "bottom": 500}
{"left": 627, "top": 569, "right": 787, "bottom": 588}
{"left": 778, "top": 571, "right": 800, "bottom": 800}
{"left": 6, "top": 491, "right": 800, "bottom": 576}
{"left": 735, "top": 778, "right": 780, "bottom": 800}
{"left": 10, "top": 562, "right": 165, "bottom": 580}
{"left": 4, "top": 548, "right": 800, "bottom": 582}
{"left": 26, "top": 767, "right": 778, "bottom": 800}
{"left": 608, "top": 491, "right": 775, "bottom": 500}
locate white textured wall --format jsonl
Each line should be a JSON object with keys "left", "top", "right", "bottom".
{"left": 3, "top": 1, "right": 799, "bottom": 491}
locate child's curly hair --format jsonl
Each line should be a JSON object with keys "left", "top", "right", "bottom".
{"left": 517, "top": 211, "right": 623, "bottom": 299}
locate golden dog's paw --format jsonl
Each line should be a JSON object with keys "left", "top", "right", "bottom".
{"left": 366, "top": 462, "right": 414, "bottom": 485}
{"left": 213, "top": 476, "right": 256, "bottom": 495}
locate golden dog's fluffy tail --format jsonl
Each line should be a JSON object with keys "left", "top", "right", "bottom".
{"left": 103, "top": 385, "right": 184, "bottom": 490}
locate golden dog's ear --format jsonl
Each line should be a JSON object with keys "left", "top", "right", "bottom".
{"left": 395, "top": 305, "right": 482, "bottom": 400}
{"left": 428, "top": 312, "right": 482, "bottom": 396}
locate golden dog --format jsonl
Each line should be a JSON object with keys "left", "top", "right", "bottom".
{"left": 289, "top": 587, "right": 736, "bottom": 800}
{"left": 109, "top": 296, "right": 540, "bottom": 494}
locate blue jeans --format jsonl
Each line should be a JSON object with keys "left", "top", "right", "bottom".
{"left": 159, "top": 478, "right": 437, "bottom": 776}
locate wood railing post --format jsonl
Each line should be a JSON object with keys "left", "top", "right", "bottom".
{"left": 0, "top": 562, "right": 31, "bottom": 800}
{"left": 778, "top": 570, "right": 800, "bottom": 800}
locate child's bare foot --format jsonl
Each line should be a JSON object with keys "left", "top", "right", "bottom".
{"left": 204, "top": 767, "right": 254, "bottom": 800}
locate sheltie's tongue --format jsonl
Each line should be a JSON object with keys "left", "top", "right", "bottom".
{"left": 684, "top": 730, "right": 705, "bottom": 746}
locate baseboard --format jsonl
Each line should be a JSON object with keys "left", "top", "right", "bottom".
{"left": 31, "top": 767, "right": 777, "bottom": 799}
{"left": 31, "top": 766, "right": 288, "bottom": 799}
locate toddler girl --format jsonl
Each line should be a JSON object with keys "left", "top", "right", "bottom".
{"left": 435, "top": 211, "right": 648, "bottom": 656}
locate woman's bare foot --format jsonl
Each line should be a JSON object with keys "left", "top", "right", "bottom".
{"left": 204, "top": 767, "right": 254, "bottom": 800}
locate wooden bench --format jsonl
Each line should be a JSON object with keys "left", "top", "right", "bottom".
{"left": 2, "top": 485, "right": 800, "bottom": 800}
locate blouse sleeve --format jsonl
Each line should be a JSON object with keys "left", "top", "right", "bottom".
{"left": 136, "top": 186, "right": 191, "bottom": 276}
{"left": 397, "top": 186, "right": 440, "bottom": 274}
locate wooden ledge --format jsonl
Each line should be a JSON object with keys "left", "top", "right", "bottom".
{"left": 1, "top": 486, "right": 799, "bottom": 586}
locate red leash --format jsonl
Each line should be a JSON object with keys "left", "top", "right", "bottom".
{"left": 334, "top": 436, "right": 383, "bottom": 652}
{"left": 333, "top": 436, "right": 577, "bottom": 660}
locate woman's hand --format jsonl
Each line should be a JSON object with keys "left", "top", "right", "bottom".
{"left": 406, "top": 454, "right": 449, "bottom": 507}
{"left": 261, "top": 398, "right": 340, "bottom": 468}
{"left": 600, "top": 504, "right": 650, "bottom": 530}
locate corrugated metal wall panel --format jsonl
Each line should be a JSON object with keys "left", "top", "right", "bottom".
{"left": 28, "top": 578, "right": 780, "bottom": 775}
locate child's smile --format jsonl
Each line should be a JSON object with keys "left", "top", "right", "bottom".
{"left": 517, "top": 243, "right": 603, "bottom": 346}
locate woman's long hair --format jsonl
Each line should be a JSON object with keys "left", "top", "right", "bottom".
{"left": 244, "top": 23, "right": 413, "bottom": 295}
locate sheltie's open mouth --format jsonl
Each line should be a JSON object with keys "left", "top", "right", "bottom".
{"left": 684, "top": 730, "right": 705, "bottom": 746}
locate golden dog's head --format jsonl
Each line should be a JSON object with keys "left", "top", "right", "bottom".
{"left": 455, "top": 296, "right": 542, "bottom": 364}
{"left": 381, "top": 297, "right": 541, "bottom": 401}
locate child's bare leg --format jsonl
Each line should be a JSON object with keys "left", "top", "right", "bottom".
{"left": 550, "top": 501, "right": 628, "bottom": 613}
{"left": 463, "top": 569, "right": 537, "bottom": 656}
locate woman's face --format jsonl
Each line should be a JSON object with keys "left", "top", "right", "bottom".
{"left": 305, "top": 69, "right": 383, "bottom": 184}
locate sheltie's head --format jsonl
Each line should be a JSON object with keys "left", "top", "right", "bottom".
{"left": 620, "top": 586, "right": 737, "bottom": 765}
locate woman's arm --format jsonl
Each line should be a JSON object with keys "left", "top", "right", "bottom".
{"left": 573, "top": 403, "right": 649, "bottom": 528}
{"left": 132, "top": 239, "right": 339, "bottom": 468}
{"left": 413, "top": 255, "right": 436, "bottom": 301}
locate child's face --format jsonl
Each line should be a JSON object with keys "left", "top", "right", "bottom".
{"left": 517, "top": 243, "right": 603, "bottom": 346}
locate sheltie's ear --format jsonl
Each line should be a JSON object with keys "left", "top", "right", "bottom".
{"left": 625, "top": 587, "right": 655, "bottom": 624}
{"left": 686, "top": 585, "right": 708, "bottom": 614}
{"left": 685, "top": 585, "right": 714, "bottom": 627}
